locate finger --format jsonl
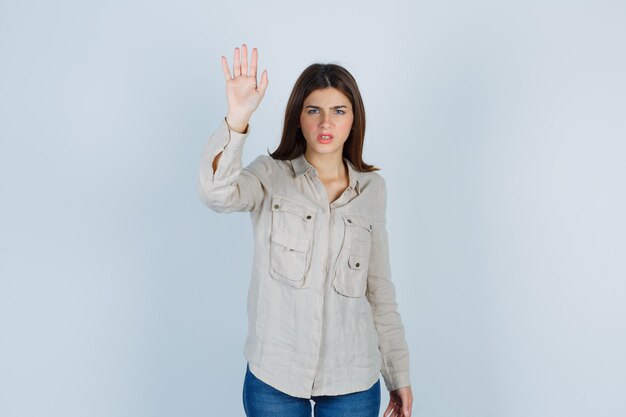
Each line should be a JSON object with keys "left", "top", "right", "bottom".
{"left": 384, "top": 400, "right": 399, "bottom": 417}
{"left": 250, "top": 47, "right": 258, "bottom": 80}
{"left": 221, "top": 56, "right": 232, "bottom": 80}
{"left": 257, "top": 70, "right": 269, "bottom": 96}
{"left": 241, "top": 43, "right": 249, "bottom": 76}
{"left": 383, "top": 401, "right": 394, "bottom": 417}
{"left": 233, "top": 47, "right": 241, "bottom": 77}
{"left": 393, "top": 402, "right": 402, "bottom": 417}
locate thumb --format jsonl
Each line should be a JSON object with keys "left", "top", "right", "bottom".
{"left": 257, "top": 69, "right": 269, "bottom": 96}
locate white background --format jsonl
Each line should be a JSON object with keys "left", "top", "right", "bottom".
{"left": 1, "top": 1, "right": 625, "bottom": 416}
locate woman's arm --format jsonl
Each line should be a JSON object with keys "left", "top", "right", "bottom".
{"left": 198, "top": 117, "right": 269, "bottom": 212}
{"left": 366, "top": 177, "right": 412, "bottom": 390}
{"left": 367, "top": 177, "right": 414, "bottom": 415}
{"left": 197, "top": 43, "right": 270, "bottom": 213}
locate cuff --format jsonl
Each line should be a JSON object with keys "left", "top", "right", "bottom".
{"left": 382, "top": 369, "right": 411, "bottom": 392}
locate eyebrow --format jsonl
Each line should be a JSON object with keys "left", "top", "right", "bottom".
{"left": 305, "top": 105, "right": 348, "bottom": 109}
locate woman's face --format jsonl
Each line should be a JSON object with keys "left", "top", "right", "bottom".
{"left": 299, "top": 87, "right": 354, "bottom": 159}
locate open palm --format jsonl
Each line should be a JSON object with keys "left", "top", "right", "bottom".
{"left": 221, "top": 44, "right": 269, "bottom": 129}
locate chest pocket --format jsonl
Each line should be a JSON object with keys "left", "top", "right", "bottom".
{"left": 333, "top": 214, "right": 372, "bottom": 298}
{"left": 269, "top": 194, "right": 316, "bottom": 288}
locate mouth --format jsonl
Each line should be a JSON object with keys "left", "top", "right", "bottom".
{"left": 317, "top": 133, "right": 334, "bottom": 144}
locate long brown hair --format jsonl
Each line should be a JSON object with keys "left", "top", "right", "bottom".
{"left": 268, "top": 63, "right": 380, "bottom": 172}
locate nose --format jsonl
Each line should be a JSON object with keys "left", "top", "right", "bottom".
{"left": 319, "top": 112, "right": 332, "bottom": 128}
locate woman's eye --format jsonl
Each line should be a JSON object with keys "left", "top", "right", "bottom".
{"left": 305, "top": 109, "right": 346, "bottom": 114}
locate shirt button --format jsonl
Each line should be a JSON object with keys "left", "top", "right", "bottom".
{"left": 347, "top": 219, "right": 352, "bottom": 223}
{"left": 306, "top": 215, "right": 312, "bottom": 220}
{"left": 355, "top": 262, "right": 360, "bottom": 267}
{"left": 273, "top": 204, "right": 280, "bottom": 209}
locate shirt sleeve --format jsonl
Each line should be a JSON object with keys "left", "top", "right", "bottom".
{"left": 366, "top": 176, "right": 412, "bottom": 392}
{"left": 197, "top": 117, "right": 269, "bottom": 213}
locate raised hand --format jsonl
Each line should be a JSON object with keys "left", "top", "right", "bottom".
{"left": 221, "top": 43, "right": 269, "bottom": 133}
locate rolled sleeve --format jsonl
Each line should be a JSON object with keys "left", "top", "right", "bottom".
{"left": 366, "top": 177, "right": 411, "bottom": 392}
{"left": 198, "top": 117, "right": 267, "bottom": 213}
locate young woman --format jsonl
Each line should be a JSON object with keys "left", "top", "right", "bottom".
{"left": 198, "top": 43, "right": 413, "bottom": 417}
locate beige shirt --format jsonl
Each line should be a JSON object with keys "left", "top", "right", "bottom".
{"left": 198, "top": 118, "right": 411, "bottom": 399}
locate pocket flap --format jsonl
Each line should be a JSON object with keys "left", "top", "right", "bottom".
{"left": 271, "top": 230, "right": 310, "bottom": 253}
{"left": 342, "top": 214, "right": 372, "bottom": 231}
{"left": 271, "top": 195, "right": 316, "bottom": 222}
{"left": 348, "top": 254, "right": 367, "bottom": 270}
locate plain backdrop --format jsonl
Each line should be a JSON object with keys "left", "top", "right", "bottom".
{"left": 1, "top": 1, "right": 625, "bottom": 416}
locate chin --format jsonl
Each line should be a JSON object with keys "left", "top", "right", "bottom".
{"left": 307, "top": 141, "right": 344, "bottom": 154}
{"left": 310, "top": 146, "right": 341, "bottom": 156}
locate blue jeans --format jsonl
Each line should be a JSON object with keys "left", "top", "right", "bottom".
{"left": 242, "top": 363, "right": 381, "bottom": 417}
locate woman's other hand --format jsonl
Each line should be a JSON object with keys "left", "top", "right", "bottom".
{"left": 384, "top": 385, "right": 413, "bottom": 417}
{"left": 221, "top": 43, "right": 269, "bottom": 133}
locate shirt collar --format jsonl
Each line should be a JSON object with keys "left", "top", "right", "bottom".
{"left": 291, "top": 153, "right": 361, "bottom": 195}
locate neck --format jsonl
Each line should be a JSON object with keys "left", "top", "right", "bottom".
{"left": 304, "top": 150, "right": 346, "bottom": 182}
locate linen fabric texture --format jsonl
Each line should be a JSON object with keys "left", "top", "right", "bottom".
{"left": 198, "top": 118, "right": 411, "bottom": 399}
